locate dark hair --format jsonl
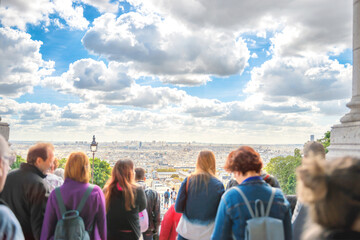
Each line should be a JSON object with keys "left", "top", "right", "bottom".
{"left": 135, "top": 167, "right": 145, "bottom": 181}
{"left": 27, "top": 143, "right": 54, "bottom": 164}
{"left": 303, "top": 141, "right": 326, "bottom": 158}
{"left": 224, "top": 146, "right": 263, "bottom": 174}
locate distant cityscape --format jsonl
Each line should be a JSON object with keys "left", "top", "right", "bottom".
{"left": 10, "top": 140, "right": 301, "bottom": 211}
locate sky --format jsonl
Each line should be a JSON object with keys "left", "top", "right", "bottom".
{"left": 0, "top": 0, "right": 354, "bottom": 144}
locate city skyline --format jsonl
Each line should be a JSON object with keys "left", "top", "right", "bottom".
{"left": 0, "top": 0, "right": 353, "bottom": 144}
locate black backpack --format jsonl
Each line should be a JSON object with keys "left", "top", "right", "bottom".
{"left": 53, "top": 185, "right": 94, "bottom": 240}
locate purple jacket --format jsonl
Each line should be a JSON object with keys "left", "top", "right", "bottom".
{"left": 40, "top": 178, "right": 107, "bottom": 240}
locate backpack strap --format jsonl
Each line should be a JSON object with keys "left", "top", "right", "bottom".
{"left": 234, "top": 187, "right": 255, "bottom": 218}
{"left": 77, "top": 185, "right": 95, "bottom": 213}
{"left": 265, "top": 188, "right": 276, "bottom": 217}
{"left": 55, "top": 187, "right": 67, "bottom": 217}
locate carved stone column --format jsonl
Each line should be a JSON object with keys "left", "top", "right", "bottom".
{"left": 328, "top": 0, "right": 360, "bottom": 158}
{"left": 0, "top": 117, "right": 10, "bottom": 141}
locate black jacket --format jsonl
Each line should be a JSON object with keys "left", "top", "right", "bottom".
{"left": 138, "top": 181, "right": 161, "bottom": 234}
{"left": 107, "top": 186, "right": 147, "bottom": 240}
{"left": 0, "top": 163, "right": 49, "bottom": 240}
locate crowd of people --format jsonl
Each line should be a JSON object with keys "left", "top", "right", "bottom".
{"left": 0, "top": 133, "right": 360, "bottom": 240}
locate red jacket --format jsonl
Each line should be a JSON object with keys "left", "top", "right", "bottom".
{"left": 160, "top": 204, "right": 182, "bottom": 240}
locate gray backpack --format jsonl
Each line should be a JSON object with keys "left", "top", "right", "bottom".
{"left": 53, "top": 185, "right": 94, "bottom": 240}
{"left": 234, "top": 187, "right": 285, "bottom": 240}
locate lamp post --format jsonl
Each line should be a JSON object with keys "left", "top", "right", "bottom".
{"left": 90, "top": 135, "right": 98, "bottom": 184}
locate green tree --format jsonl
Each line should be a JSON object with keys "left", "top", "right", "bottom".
{"left": 264, "top": 148, "right": 302, "bottom": 195}
{"left": 10, "top": 155, "right": 26, "bottom": 169}
{"left": 91, "top": 158, "right": 112, "bottom": 188}
{"left": 317, "top": 131, "right": 330, "bottom": 153}
{"left": 58, "top": 158, "right": 67, "bottom": 169}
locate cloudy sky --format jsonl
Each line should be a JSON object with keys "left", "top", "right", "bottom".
{"left": 0, "top": 0, "right": 353, "bottom": 144}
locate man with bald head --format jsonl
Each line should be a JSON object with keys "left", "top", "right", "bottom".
{"left": 1, "top": 142, "right": 55, "bottom": 240}
{"left": 0, "top": 135, "right": 24, "bottom": 239}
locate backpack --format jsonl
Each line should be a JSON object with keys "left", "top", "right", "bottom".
{"left": 53, "top": 185, "right": 95, "bottom": 240}
{"left": 164, "top": 192, "right": 169, "bottom": 199}
{"left": 139, "top": 208, "right": 149, "bottom": 232}
{"left": 234, "top": 187, "right": 285, "bottom": 240}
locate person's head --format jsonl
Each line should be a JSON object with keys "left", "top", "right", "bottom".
{"left": 303, "top": 141, "right": 326, "bottom": 165}
{"left": 172, "top": 187, "right": 175, "bottom": 191}
{"left": 135, "top": 167, "right": 145, "bottom": 181}
{"left": 104, "top": 159, "right": 136, "bottom": 211}
{"left": 64, "top": 152, "right": 90, "bottom": 183}
{"left": 50, "top": 158, "right": 59, "bottom": 173}
{"left": 189, "top": 150, "right": 217, "bottom": 190}
{"left": 27, "top": 143, "right": 55, "bottom": 174}
{"left": 224, "top": 146, "right": 263, "bottom": 183}
{"left": 195, "top": 150, "right": 216, "bottom": 176}
{"left": 54, "top": 168, "right": 64, "bottom": 179}
{"left": 0, "top": 135, "right": 13, "bottom": 192}
{"left": 297, "top": 156, "right": 360, "bottom": 233}
{"left": 167, "top": 189, "right": 169, "bottom": 192}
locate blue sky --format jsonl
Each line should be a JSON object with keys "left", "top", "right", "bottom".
{"left": 0, "top": 0, "right": 354, "bottom": 144}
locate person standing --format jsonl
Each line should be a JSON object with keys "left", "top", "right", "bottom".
{"left": 0, "top": 135, "right": 24, "bottom": 240}
{"left": 40, "top": 152, "right": 107, "bottom": 240}
{"left": 135, "top": 167, "right": 161, "bottom": 240}
{"left": 170, "top": 188, "right": 177, "bottom": 205}
{"left": 104, "top": 160, "right": 147, "bottom": 240}
{"left": 211, "top": 146, "right": 292, "bottom": 240}
{"left": 44, "top": 158, "right": 64, "bottom": 192}
{"left": 175, "top": 150, "right": 225, "bottom": 240}
{"left": 164, "top": 189, "right": 170, "bottom": 209}
{"left": 1, "top": 142, "right": 55, "bottom": 240}
{"left": 159, "top": 204, "right": 182, "bottom": 240}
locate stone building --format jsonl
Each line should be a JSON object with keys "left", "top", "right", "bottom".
{"left": 0, "top": 117, "right": 10, "bottom": 141}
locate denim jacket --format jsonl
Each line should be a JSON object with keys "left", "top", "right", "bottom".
{"left": 211, "top": 177, "right": 292, "bottom": 240}
{"left": 175, "top": 176, "right": 225, "bottom": 239}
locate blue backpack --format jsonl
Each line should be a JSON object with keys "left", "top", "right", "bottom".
{"left": 53, "top": 185, "right": 94, "bottom": 240}
{"left": 234, "top": 188, "right": 285, "bottom": 240}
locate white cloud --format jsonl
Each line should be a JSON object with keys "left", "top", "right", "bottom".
{"left": 246, "top": 56, "right": 352, "bottom": 102}
{"left": 82, "top": 12, "right": 250, "bottom": 85}
{"left": 0, "top": 0, "right": 89, "bottom": 30}
{"left": 0, "top": 27, "right": 54, "bottom": 98}
{"left": 43, "top": 59, "right": 188, "bottom": 108}
{"left": 80, "top": 0, "right": 119, "bottom": 13}
{"left": 251, "top": 53, "right": 258, "bottom": 59}
{"left": 129, "top": 0, "right": 351, "bottom": 55}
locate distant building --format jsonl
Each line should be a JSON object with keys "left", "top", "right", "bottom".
{"left": 310, "top": 135, "right": 315, "bottom": 141}
{"left": 157, "top": 172, "right": 179, "bottom": 179}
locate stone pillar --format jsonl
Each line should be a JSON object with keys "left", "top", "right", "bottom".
{"left": 328, "top": 0, "right": 360, "bottom": 158}
{"left": 0, "top": 117, "right": 10, "bottom": 141}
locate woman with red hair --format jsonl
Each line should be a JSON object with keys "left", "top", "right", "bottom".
{"left": 104, "top": 159, "right": 146, "bottom": 240}
{"left": 211, "top": 146, "right": 292, "bottom": 240}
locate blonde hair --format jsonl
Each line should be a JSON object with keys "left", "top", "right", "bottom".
{"left": 297, "top": 156, "right": 360, "bottom": 234}
{"left": 64, "top": 152, "right": 90, "bottom": 183}
{"left": 189, "top": 150, "right": 217, "bottom": 190}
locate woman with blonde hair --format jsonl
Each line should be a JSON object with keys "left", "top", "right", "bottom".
{"left": 41, "top": 152, "right": 106, "bottom": 240}
{"left": 297, "top": 156, "right": 360, "bottom": 240}
{"left": 104, "top": 159, "right": 146, "bottom": 240}
{"left": 175, "top": 150, "right": 224, "bottom": 240}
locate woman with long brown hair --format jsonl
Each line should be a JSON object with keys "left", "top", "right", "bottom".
{"left": 175, "top": 150, "right": 224, "bottom": 240}
{"left": 104, "top": 159, "right": 146, "bottom": 240}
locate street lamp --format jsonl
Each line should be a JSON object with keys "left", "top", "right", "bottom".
{"left": 90, "top": 135, "right": 98, "bottom": 183}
